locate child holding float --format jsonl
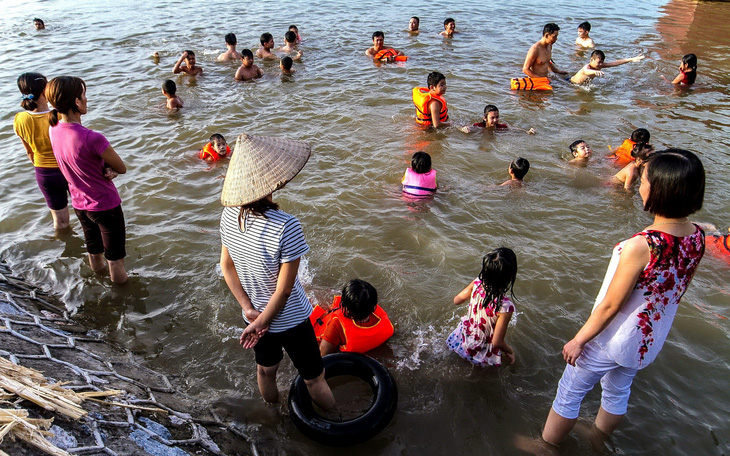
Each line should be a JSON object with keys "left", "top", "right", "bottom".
{"left": 310, "top": 279, "right": 394, "bottom": 355}
{"left": 447, "top": 248, "right": 518, "bottom": 366}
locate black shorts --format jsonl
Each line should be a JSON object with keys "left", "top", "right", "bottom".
{"left": 254, "top": 318, "right": 324, "bottom": 380}
{"left": 74, "top": 205, "right": 126, "bottom": 261}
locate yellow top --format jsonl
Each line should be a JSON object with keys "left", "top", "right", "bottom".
{"left": 13, "top": 111, "right": 58, "bottom": 168}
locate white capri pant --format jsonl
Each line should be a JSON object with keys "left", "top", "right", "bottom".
{"left": 551, "top": 341, "right": 639, "bottom": 419}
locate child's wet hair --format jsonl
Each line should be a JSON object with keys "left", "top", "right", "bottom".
{"left": 46, "top": 76, "right": 86, "bottom": 127}
{"left": 184, "top": 50, "right": 195, "bottom": 58}
{"left": 210, "top": 133, "right": 226, "bottom": 143}
{"left": 590, "top": 50, "right": 605, "bottom": 62}
{"left": 483, "top": 104, "right": 499, "bottom": 116}
{"left": 478, "top": 248, "right": 518, "bottom": 313}
{"left": 289, "top": 25, "right": 298, "bottom": 32}
{"left": 17, "top": 72, "right": 47, "bottom": 111}
{"left": 630, "top": 142, "right": 654, "bottom": 162}
{"left": 578, "top": 21, "right": 591, "bottom": 32}
{"left": 543, "top": 23, "right": 560, "bottom": 36}
{"left": 681, "top": 54, "right": 697, "bottom": 84}
{"left": 510, "top": 157, "right": 530, "bottom": 180}
{"left": 643, "top": 149, "right": 704, "bottom": 218}
{"left": 162, "top": 79, "right": 176, "bottom": 95}
{"left": 427, "top": 71, "right": 446, "bottom": 89}
{"left": 260, "top": 32, "right": 273, "bottom": 45}
{"left": 340, "top": 279, "right": 378, "bottom": 321}
{"left": 285, "top": 31, "right": 297, "bottom": 44}
{"left": 372, "top": 31, "right": 384, "bottom": 40}
{"left": 569, "top": 139, "right": 587, "bottom": 157}
{"left": 411, "top": 151, "right": 432, "bottom": 174}
{"left": 281, "top": 56, "right": 293, "bottom": 71}
{"left": 444, "top": 18, "right": 455, "bottom": 27}
{"left": 225, "top": 33, "right": 237, "bottom": 45}
{"left": 630, "top": 128, "right": 650, "bottom": 143}
{"left": 241, "top": 48, "right": 254, "bottom": 59}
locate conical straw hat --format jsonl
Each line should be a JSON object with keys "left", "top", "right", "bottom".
{"left": 220, "top": 134, "right": 311, "bottom": 206}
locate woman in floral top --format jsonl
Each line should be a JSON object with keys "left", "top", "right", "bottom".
{"left": 543, "top": 149, "right": 706, "bottom": 446}
{"left": 447, "top": 247, "right": 518, "bottom": 366}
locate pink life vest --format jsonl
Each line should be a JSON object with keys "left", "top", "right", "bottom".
{"left": 402, "top": 168, "right": 437, "bottom": 196}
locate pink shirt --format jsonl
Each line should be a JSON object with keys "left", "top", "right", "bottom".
{"left": 49, "top": 122, "right": 121, "bottom": 211}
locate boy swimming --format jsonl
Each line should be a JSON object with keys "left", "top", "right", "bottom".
{"left": 460, "top": 105, "right": 535, "bottom": 134}
{"left": 280, "top": 56, "right": 294, "bottom": 76}
{"left": 440, "top": 18, "right": 456, "bottom": 37}
{"left": 217, "top": 33, "right": 242, "bottom": 61}
{"left": 570, "top": 50, "right": 644, "bottom": 84}
{"left": 412, "top": 72, "right": 449, "bottom": 128}
{"left": 256, "top": 33, "right": 276, "bottom": 60}
{"left": 235, "top": 49, "right": 263, "bottom": 81}
{"left": 575, "top": 21, "right": 595, "bottom": 48}
{"left": 500, "top": 157, "right": 530, "bottom": 188}
{"left": 161, "top": 80, "right": 183, "bottom": 110}
{"left": 279, "top": 31, "right": 303, "bottom": 60}
{"left": 408, "top": 16, "right": 420, "bottom": 34}
{"left": 173, "top": 50, "right": 203, "bottom": 76}
{"left": 568, "top": 140, "right": 592, "bottom": 165}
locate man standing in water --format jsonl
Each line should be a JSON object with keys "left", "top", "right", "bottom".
{"left": 365, "top": 31, "right": 404, "bottom": 62}
{"left": 523, "top": 23, "right": 569, "bottom": 78}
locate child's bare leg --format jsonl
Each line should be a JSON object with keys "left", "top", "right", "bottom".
{"left": 304, "top": 370, "right": 335, "bottom": 410}
{"left": 257, "top": 364, "right": 280, "bottom": 403}
{"left": 594, "top": 406, "right": 623, "bottom": 436}
{"left": 89, "top": 253, "right": 106, "bottom": 272}
{"left": 108, "top": 259, "right": 128, "bottom": 284}
{"left": 51, "top": 207, "right": 70, "bottom": 230}
{"left": 542, "top": 407, "right": 577, "bottom": 446}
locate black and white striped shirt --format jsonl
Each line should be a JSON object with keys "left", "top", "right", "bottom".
{"left": 220, "top": 206, "right": 312, "bottom": 332}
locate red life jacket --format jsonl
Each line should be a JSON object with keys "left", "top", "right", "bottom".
{"left": 412, "top": 87, "right": 448, "bottom": 127}
{"left": 402, "top": 168, "right": 437, "bottom": 196}
{"left": 706, "top": 234, "right": 730, "bottom": 263}
{"left": 310, "top": 296, "right": 394, "bottom": 353}
{"left": 198, "top": 142, "right": 231, "bottom": 161}
{"left": 374, "top": 48, "right": 408, "bottom": 61}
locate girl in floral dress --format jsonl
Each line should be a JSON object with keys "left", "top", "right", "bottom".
{"left": 447, "top": 247, "right": 518, "bottom": 366}
{"left": 543, "top": 149, "right": 706, "bottom": 447}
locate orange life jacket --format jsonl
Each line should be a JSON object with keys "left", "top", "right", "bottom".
{"left": 198, "top": 142, "right": 231, "bottom": 161}
{"left": 412, "top": 87, "right": 448, "bottom": 127}
{"left": 706, "top": 234, "right": 730, "bottom": 263}
{"left": 374, "top": 48, "right": 408, "bottom": 62}
{"left": 610, "top": 139, "right": 635, "bottom": 166}
{"left": 510, "top": 77, "right": 552, "bottom": 91}
{"left": 310, "top": 296, "right": 394, "bottom": 353}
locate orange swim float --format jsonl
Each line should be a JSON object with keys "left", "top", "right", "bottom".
{"left": 510, "top": 77, "right": 552, "bottom": 91}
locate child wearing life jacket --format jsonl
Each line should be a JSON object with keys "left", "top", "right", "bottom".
{"left": 198, "top": 134, "right": 230, "bottom": 161}
{"left": 500, "top": 157, "right": 530, "bottom": 188}
{"left": 613, "top": 142, "right": 654, "bottom": 189}
{"left": 402, "top": 151, "right": 437, "bottom": 196}
{"left": 608, "top": 128, "right": 650, "bottom": 166}
{"left": 568, "top": 139, "right": 592, "bottom": 166}
{"left": 662, "top": 53, "right": 697, "bottom": 85}
{"left": 447, "top": 247, "right": 518, "bottom": 366}
{"left": 310, "top": 279, "right": 394, "bottom": 356}
{"left": 413, "top": 72, "right": 449, "bottom": 128}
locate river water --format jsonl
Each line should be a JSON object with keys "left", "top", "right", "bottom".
{"left": 1, "top": 0, "right": 728, "bottom": 454}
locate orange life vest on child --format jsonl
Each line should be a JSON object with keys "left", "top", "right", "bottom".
{"left": 374, "top": 48, "right": 408, "bottom": 62}
{"left": 510, "top": 77, "right": 552, "bottom": 91}
{"left": 610, "top": 139, "right": 635, "bottom": 166}
{"left": 198, "top": 142, "right": 231, "bottom": 161}
{"left": 310, "top": 296, "right": 394, "bottom": 353}
{"left": 412, "top": 87, "right": 448, "bottom": 127}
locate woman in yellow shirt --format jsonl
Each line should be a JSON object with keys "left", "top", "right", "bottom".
{"left": 13, "top": 73, "right": 70, "bottom": 230}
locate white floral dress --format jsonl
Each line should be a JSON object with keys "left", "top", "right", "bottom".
{"left": 447, "top": 278, "right": 515, "bottom": 366}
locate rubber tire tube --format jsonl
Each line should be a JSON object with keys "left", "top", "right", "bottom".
{"left": 288, "top": 352, "right": 398, "bottom": 446}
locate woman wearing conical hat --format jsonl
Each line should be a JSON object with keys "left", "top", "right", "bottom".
{"left": 219, "top": 134, "right": 334, "bottom": 408}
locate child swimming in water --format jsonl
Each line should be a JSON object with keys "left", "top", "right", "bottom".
{"left": 575, "top": 21, "right": 594, "bottom": 48}
{"left": 280, "top": 56, "right": 295, "bottom": 76}
{"left": 161, "top": 80, "right": 183, "bottom": 110}
{"left": 440, "top": 18, "right": 456, "bottom": 37}
{"left": 402, "top": 151, "right": 437, "bottom": 196}
{"left": 289, "top": 25, "right": 301, "bottom": 43}
{"left": 447, "top": 247, "right": 518, "bottom": 366}
{"left": 609, "top": 128, "right": 651, "bottom": 166}
{"left": 661, "top": 53, "right": 697, "bottom": 85}
{"left": 235, "top": 49, "right": 263, "bottom": 81}
{"left": 412, "top": 72, "right": 449, "bottom": 128}
{"left": 173, "top": 50, "right": 203, "bottom": 76}
{"left": 500, "top": 157, "right": 530, "bottom": 187}
{"left": 568, "top": 140, "right": 592, "bottom": 165}
{"left": 613, "top": 142, "right": 654, "bottom": 189}
{"left": 570, "top": 50, "right": 644, "bottom": 85}
{"left": 198, "top": 134, "right": 230, "bottom": 161}
{"left": 459, "top": 105, "right": 536, "bottom": 134}
{"left": 310, "top": 279, "right": 394, "bottom": 355}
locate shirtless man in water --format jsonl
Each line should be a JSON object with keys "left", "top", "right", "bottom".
{"left": 365, "top": 31, "right": 404, "bottom": 62}
{"left": 523, "top": 23, "right": 568, "bottom": 78}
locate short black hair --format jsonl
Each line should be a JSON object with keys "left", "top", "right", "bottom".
{"left": 444, "top": 18, "right": 455, "bottom": 26}
{"left": 372, "top": 31, "right": 384, "bottom": 40}
{"left": 427, "top": 71, "right": 446, "bottom": 89}
{"left": 340, "top": 279, "right": 378, "bottom": 321}
{"left": 569, "top": 139, "right": 586, "bottom": 156}
{"left": 411, "top": 16, "right": 420, "bottom": 23}
{"left": 285, "top": 31, "right": 297, "bottom": 44}
{"left": 630, "top": 142, "right": 654, "bottom": 161}
{"left": 210, "top": 133, "right": 225, "bottom": 143}
{"left": 510, "top": 157, "right": 530, "bottom": 180}
{"left": 578, "top": 21, "right": 591, "bottom": 32}
{"left": 260, "top": 32, "right": 273, "bottom": 45}
{"left": 591, "top": 50, "right": 605, "bottom": 62}
{"left": 281, "top": 56, "right": 293, "bottom": 71}
{"left": 643, "top": 149, "right": 704, "bottom": 218}
{"left": 184, "top": 50, "right": 195, "bottom": 57}
{"left": 483, "top": 104, "right": 499, "bottom": 116}
{"left": 630, "top": 128, "right": 651, "bottom": 143}
{"left": 289, "top": 25, "right": 298, "bottom": 31}
{"left": 162, "top": 79, "right": 176, "bottom": 95}
{"left": 33, "top": 18, "right": 44, "bottom": 25}
{"left": 543, "top": 23, "right": 560, "bottom": 36}
{"left": 411, "top": 151, "right": 432, "bottom": 174}
{"left": 241, "top": 48, "right": 254, "bottom": 59}
{"left": 225, "top": 33, "right": 237, "bottom": 45}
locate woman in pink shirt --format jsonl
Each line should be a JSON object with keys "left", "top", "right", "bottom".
{"left": 46, "top": 76, "right": 128, "bottom": 284}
